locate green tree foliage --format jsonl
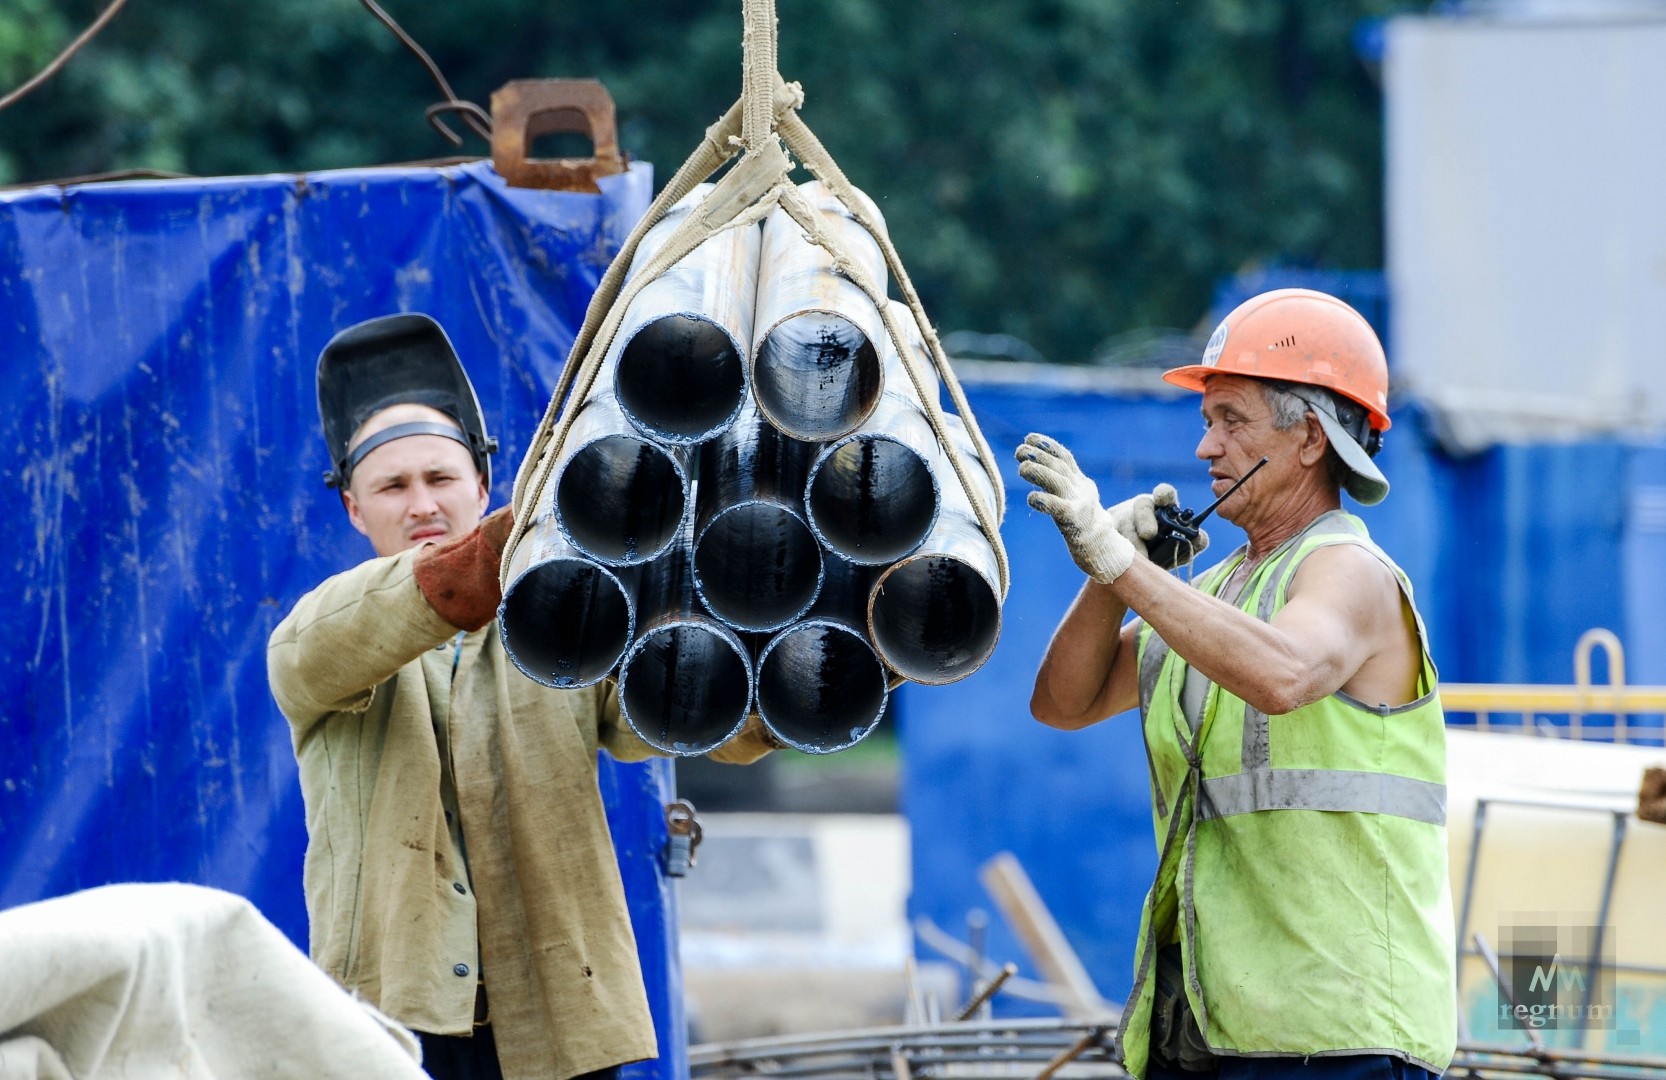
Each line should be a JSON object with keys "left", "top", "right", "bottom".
{"left": 0, "top": 0, "right": 1404, "bottom": 363}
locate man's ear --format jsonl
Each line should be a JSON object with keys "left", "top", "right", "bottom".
{"left": 475, "top": 473, "right": 490, "bottom": 518}
{"left": 342, "top": 488, "right": 371, "bottom": 538}
{"left": 1298, "top": 413, "right": 1329, "bottom": 468}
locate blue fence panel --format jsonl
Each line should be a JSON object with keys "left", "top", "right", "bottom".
{"left": 900, "top": 371, "right": 1666, "bottom": 1009}
{"left": 0, "top": 160, "right": 687, "bottom": 1079}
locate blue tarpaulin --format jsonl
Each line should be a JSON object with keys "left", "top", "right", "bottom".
{"left": 899, "top": 367, "right": 1666, "bottom": 1009}
{"left": 0, "top": 160, "right": 687, "bottom": 1079}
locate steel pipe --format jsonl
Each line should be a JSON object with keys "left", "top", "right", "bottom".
{"left": 606, "top": 183, "right": 757, "bottom": 444}
{"left": 804, "top": 392, "right": 940, "bottom": 565}
{"left": 692, "top": 400, "right": 823, "bottom": 632}
{"left": 755, "top": 562, "right": 888, "bottom": 754}
{"left": 751, "top": 181, "right": 889, "bottom": 441}
{"left": 880, "top": 298, "right": 941, "bottom": 408}
{"left": 499, "top": 505, "right": 635, "bottom": 689}
{"left": 869, "top": 415, "right": 1002, "bottom": 685}
{"left": 617, "top": 544, "right": 753, "bottom": 755}
{"left": 798, "top": 300, "right": 946, "bottom": 565}
{"left": 552, "top": 394, "right": 691, "bottom": 566}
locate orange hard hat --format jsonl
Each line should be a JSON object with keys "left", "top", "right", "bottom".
{"left": 1162, "top": 288, "right": 1391, "bottom": 433}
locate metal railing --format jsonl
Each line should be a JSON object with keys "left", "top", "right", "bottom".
{"left": 1442, "top": 629, "right": 1666, "bottom": 745}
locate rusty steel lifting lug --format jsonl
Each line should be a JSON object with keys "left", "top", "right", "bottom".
{"left": 491, "top": 79, "right": 626, "bottom": 193}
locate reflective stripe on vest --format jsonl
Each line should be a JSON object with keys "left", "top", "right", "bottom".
{"left": 1198, "top": 767, "right": 1447, "bottom": 825}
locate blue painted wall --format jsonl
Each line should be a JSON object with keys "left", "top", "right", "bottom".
{"left": 0, "top": 161, "right": 687, "bottom": 1079}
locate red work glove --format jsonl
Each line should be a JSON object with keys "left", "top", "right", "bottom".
{"left": 413, "top": 505, "right": 516, "bottom": 632}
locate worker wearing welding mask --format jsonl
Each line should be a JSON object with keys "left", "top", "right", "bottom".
{"left": 267, "top": 314, "right": 772, "bottom": 1080}
{"left": 1017, "top": 289, "right": 1455, "bottom": 1080}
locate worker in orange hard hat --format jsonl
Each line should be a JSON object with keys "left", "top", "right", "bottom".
{"left": 1016, "top": 288, "right": 1456, "bottom": 1080}
{"left": 1164, "top": 286, "right": 1392, "bottom": 506}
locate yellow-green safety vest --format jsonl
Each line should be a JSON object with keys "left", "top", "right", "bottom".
{"left": 1116, "top": 510, "right": 1456, "bottom": 1079}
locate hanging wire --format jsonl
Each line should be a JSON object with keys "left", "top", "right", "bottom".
{"left": 0, "top": 0, "right": 131, "bottom": 114}
{"left": 425, "top": 100, "right": 493, "bottom": 141}
{"left": 356, "top": 0, "right": 492, "bottom": 146}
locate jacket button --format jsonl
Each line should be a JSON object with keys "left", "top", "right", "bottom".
{"left": 454, "top": 963, "right": 470, "bottom": 977}
{"left": 454, "top": 882, "right": 466, "bottom": 895}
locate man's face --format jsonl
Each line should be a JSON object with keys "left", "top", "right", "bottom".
{"left": 1194, "top": 374, "right": 1311, "bottom": 525}
{"left": 341, "top": 404, "right": 489, "bottom": 558}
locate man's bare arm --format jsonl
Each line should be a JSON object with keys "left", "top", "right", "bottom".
{"left": 1107, "top": 544, "right": 1405, "bottom": 715}
{"left": 1030, "top": 581, "right": 1142, "bottom": 729}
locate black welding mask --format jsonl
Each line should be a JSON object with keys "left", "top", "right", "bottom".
{"left": 316, "top": 313, "right": 498, "bottom": 490}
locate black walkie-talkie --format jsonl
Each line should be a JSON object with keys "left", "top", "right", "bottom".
{"left": 1146, "top": 456, "right": 1269, "bottom": 569}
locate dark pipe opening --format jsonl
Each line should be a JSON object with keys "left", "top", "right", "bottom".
{"left": 756, "top": 620, "right": 887, "bottom": 753}
{"left": 871, "top": 554, "right": 1000, "bottom": 685}
{"left": 807, "top": 435, "right": 938, "bottom": 564}
{"left": 692, "top": 502, "right": 823, "bottom": 632}
{"left": 619, "top": 622, "right": 752, "bottom": 755}
{"left": 555, "top": 435, "right": 686, "bottom": 564}
{"left": 500, "top": 559, "right": 632, "bottom": 688}
{"left": 616, "top": 314, "right": 747, "bottom": 443}
{"left": 754, "top": 313, "right": 882, "bottom": 441}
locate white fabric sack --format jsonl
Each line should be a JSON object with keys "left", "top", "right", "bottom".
{"left": 0, "top": 882, "right": 427, "bottom": 1079}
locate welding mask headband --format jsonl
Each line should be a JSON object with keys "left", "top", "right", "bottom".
{"left": 336, "top": 421, "right": 476, "bottom": 489}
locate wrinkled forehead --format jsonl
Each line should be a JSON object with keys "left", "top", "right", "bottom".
{"left": 1199, "top": 372, "right": 1270, "bottom": 412}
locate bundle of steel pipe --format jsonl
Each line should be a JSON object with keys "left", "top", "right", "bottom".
{"left": 502, "top": 180, "right": 1004, "bottom": 753}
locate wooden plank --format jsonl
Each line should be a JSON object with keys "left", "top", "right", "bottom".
{"left": 977, "top": 851, "right": 1112, "bottom": 1019}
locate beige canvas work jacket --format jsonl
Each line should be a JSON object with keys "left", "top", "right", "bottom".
{"left": 267, "top": 546, "right": 770, "bottom": 1080}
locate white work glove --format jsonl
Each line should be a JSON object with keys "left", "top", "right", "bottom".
{"left": 1015, "top": 433, "right": 1136, "bottom": 584}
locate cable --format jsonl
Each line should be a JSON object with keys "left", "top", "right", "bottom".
{"left": 0, "top": 0, "right": 130, "bottom": 114}
{"left": 356, "top": 0, "right": 491, "bottom": 146}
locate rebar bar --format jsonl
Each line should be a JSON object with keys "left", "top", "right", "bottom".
{"left": 690, "top": 1015, "right": 1666, "bottom": 1080}
{"left": 608, "top": 183, "right": 756, "bottom": 444}
{"left": 617, "top": 543, "right": 753, "bottom": 755}
{"left": 693, "top": 399, "right": 823, "bottom": 632}
{"left": 751, "top": 181, "right": 889, "bottom": 441}
{"left": 552, "top": 394, "right": 691, "bottom": 566}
